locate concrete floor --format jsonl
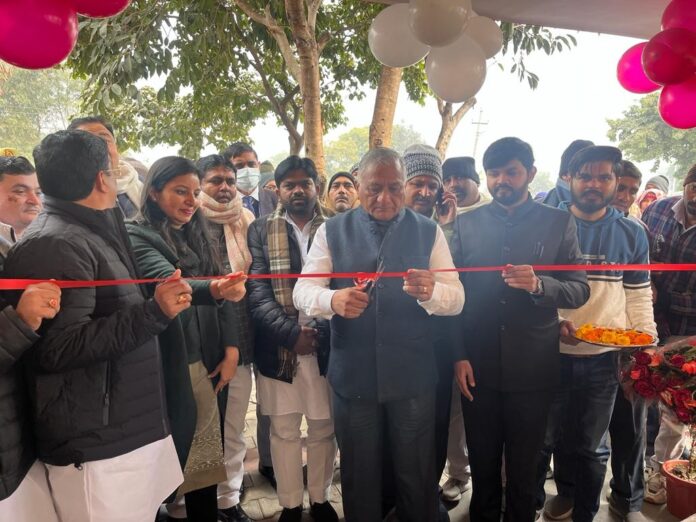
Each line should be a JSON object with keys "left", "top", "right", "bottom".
{"left": 236, "top": 382, "right": 682, "bottom": 522}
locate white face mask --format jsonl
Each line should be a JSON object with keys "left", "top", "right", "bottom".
{"left": 236, "top": 167, "right": 260, "bottom": 192}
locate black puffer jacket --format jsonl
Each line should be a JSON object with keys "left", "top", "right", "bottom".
{"left": 0, "top": 302, "right": 38, "bottom": 500}
{"left": 3, "top": 197, "right": 172, "bottom": 466}
{"left": 247, "top": 216, "right": 329, "bottom": 382}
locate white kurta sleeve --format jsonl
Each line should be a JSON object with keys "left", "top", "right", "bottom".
{"left": 418, "top": 226, "right": 465, "bottom": 316}
{"left": 292, "top": 224, "right": 337, "bottom": 320}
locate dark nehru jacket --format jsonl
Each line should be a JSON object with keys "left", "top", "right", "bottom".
{"left": 451, "top": 197, "right": 589, "bottom": 392}
{"left": 326, "top": 207, "right": 438, "bottom": 402}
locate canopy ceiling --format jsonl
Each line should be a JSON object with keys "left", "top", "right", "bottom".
{"left": 373, "top": 0, "right": 670, "bottom": 39}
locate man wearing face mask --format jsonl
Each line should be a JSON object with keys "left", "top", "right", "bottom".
{"left": 222, "top": 142, "right": 277, "bottom": 218}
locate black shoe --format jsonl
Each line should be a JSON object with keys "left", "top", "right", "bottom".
{"left": 258, "top": 464, "right": 277, "bottom": 490}
{"left": 279, "top": 506, "right": 303, "bottom": 522}
{"left": 310, "top": 502, "right": 338, "bottom": 522}
{"left": 219, "top": 504, "right": 251, "bottom": 522}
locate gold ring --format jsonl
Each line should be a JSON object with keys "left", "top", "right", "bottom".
{"left": 176, "top": 294, "right": 187, "bottom": 304}
{"left": 422, "top": 286, "right": 426, "bottom": 294}
{"left": 48, "top": 298, "right": 58, "bottom": 309}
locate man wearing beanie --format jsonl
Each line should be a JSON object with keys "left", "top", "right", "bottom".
{"left": 327, "top": 171, "right": 358, "bottom": 213}
{"left": 640, "top": 163, "right": 696, "bottom": 506}
{"left": 401, "top": 144, "right": 460, "bottom": 521}
{"left": 442, "top": 156, "right": 490, "bottom": 214}
{"left": 645, "top": 174, "right": 670, "bottom": 195}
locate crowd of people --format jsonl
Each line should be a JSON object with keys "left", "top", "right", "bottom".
{"left": 0, "top": 116, "right": 694, "bottom": 522}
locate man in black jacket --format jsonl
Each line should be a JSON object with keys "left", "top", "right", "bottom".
{"left": 3, "top": 130, "right": 193, "bottom": 521}
{"left": 450, "top": 137, "right": 589, "bottom": 522}
{"left": 247, "top": 156, "right": 337, "bottom": 522}
{"left": 0, "top": 284, "right": 60, "bottom": 521}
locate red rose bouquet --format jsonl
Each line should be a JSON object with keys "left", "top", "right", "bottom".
{"left": 626, "top": 337, "right": 696, "bottom": 481}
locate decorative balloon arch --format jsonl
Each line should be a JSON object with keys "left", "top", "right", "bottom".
{"left": 368, "top": 0, "right": 502, "bottom": 104}
{"left": 0, "top": 0, "right": 130, "bottom": 70}
{"left": 616, "top": 0, "right": 696, "bottom": 129}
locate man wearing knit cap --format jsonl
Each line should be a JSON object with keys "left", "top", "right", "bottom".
{"left": 645, "top": 174, "right": 670, "bottom": 195}
{"left": 442, "top": 156, "right": 490, "bottom": 215}
{"left": 327, "top": 171, "right": 358, "bottom": 213}
{"left": 401, "top": 144, "right": 460, "bottom": 520}
{"left": 259, "top": 160, "right": 277, "bottom": 191}
{"left": 640, "top": 163, "right": 696, "bottom": 506}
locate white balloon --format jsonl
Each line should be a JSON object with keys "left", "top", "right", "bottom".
{"left": 409, "top": 0, "right": 472, "bottom": 47}
{"left": 426, "top": 33, "right": 487, "bottom": 103}
{"left": 464, "top": 16, "right": 503, "bottom": 58}
{"left": 369, "top": 4, "right": 430, "bottom": 68}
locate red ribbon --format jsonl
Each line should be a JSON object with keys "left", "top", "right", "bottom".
{"left": 0, "top": 263, "right": 694, "bottom": 291}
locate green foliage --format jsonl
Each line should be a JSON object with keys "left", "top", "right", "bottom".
{"left": 607, "top": 93, "right": 696, "bottom": 181}
{"left": 529, "top": 169, "right": 555, "bottom": 196}
{"left": 324, "top": 123, "right": 425, "bottom": 173}
{"left": 499, "top": 23, "right": 577, "bottom": 89}
{"left": 0, "top": 65, "right": 83, "bottom": 157}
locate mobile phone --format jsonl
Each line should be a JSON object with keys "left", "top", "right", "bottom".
{"left": 436, "top": 187, "right": 449, "bottom": 216}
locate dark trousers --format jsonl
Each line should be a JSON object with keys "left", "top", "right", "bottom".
{"left": 333, "top": 389, "right": 438, "bottom": 522}
{"left": 536, "top": 352, "right": 619, "bottom": 522}
{"left": 608, "top": 383, "right": 648, "bottom": 515}
{"left": 461, "top": 385, "right": 553, "bottom": 522}
{"left": 185, "top": 484, "right": 218, "bottom": 521}
{"left": 434, "top": 339, "right": 455, "bottom": 479}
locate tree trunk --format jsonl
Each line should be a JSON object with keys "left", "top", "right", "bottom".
{"left": 435, "top": 97, "right": 477, "bottom": 157}
{"left": 285, "top": 0, "right": 326, "bottom": 178}
{"left": 289, "top": 132, "right": 303, "bottom": 155}
{"left": 369, "top": 65, "right": 403, "bottom": 149}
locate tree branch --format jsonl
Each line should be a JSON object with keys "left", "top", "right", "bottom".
{"left": 230, "top": 0, "right": 302, "bottom": 84}
{"left": 436, "top": 97, "right": 446, "bottom": 117}
{"left": 453, "top": 97, "right": 476, "bottom": 123}
{"left": 307, "top": 0, "right": 323, "bottom": 35}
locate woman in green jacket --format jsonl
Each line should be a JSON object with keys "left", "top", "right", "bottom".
{"left": 127, "top": 156, "right": 246, "bottom": 522}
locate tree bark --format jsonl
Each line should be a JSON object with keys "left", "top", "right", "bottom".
{"left": 285, "top": 0, "right": 326, "bottom": 178}
{"left": 369, "top": 65, "right": 403, "bottom": 149}
{"left": 435, "top": 97, "right": 477, "bottom": 157}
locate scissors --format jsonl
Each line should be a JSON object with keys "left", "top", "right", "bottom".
{"left": 353, "top": 258, "right": 385, "bottom": 301}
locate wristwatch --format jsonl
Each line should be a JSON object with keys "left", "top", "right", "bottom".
{"left": 531, "top": 276, "right": 545, "bottom": 296}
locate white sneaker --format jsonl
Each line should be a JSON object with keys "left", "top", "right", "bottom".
{"left": 441, "top": 477, "right": 471, "bottom": 502}
{"left": 644, "top": 471, "right": 667, "bottom": 505}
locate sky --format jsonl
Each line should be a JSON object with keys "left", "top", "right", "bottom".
{"left": 141, "top": 30, "right": 664, "bottom": 189}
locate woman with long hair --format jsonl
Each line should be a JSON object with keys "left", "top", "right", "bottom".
{"left": 127, "top": 156, "right": 246, "bottom": 522}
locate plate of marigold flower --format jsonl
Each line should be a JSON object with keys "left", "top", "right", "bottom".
{"left": 573, "top": 324, "right": 657, "bottom": 348}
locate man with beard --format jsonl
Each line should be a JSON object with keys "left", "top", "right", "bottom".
{"left": 537, "top": 146, "right": 655, "bottom": 522}
{"left": 293, "top": 147, "right": 464, "bottom": 522}
{"left": 442, "top": 156, "right": 490, "bottom": 213}
{"left": 247, "top": 156, "right": 338, "bottom": 522}
{"left": 196, "top": 155, "right": 254, "bottom": 522}
{"left": 450, "top": 137, "right": 589, "bottom": 522}
{"left": 327, "top": 171, "right": 358, "bottom": 213}
{"left": 0, "top": 156, "right": 42, "bottom": 266}
{"left": 640, "top": 163, "right": 696, "bottom": 506}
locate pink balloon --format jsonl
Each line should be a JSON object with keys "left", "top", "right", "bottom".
{"left": 659, "top": 75, "right": 696, "bottom": 129}
{"left": 72, "top": 0, "right": 130, "bottom": 18}
{"left": 643, "top": 28, "right": 696, "bottom": 85}
{"left": 662, "top": 0, "right": 696, "bottom": 32}
{"left": 617, "top": 42, "right": 661, "bottom": 94}
{"left": 0, "top": 0, "right": 78, "bottom": 70}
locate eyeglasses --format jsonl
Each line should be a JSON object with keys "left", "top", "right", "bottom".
{"left": 685, "top": 182, "right": 696, "bottom": 193}
{"left": 102, "top": 168, "right": 121, "bottom": 177}
{"left": 574, "top": 173, "right": 614, "bottom": 184}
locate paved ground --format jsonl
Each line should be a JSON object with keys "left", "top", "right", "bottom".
{"left": 237, "top": 381, "right": 680, "bottom": 522}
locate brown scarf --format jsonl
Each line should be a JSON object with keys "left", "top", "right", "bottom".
{"left": 199, "top": 191, "right": 254, "bottom": 274}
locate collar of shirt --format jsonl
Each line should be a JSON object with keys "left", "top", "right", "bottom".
{"left": 250, "top": 186, "right": 259, "bottom": 201}
{"left": 284, "top": 212, "right": 317, "bottom": 263}
{"left": 0, "top": 221, "right": 15, "bottom": 245}
{"left": 488, "top": 192, "right": 536, "bottom": 222}
{"left": 670, "top": 198, "right": 696, "bottom": 233}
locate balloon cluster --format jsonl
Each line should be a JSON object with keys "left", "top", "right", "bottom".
{"left": 368, "top": 0, "right": 503, "bottom": 103}
{"left": 616, "top": 0, "right": 696, "bottom": 129}
{"left": 0, "top": 0, "right": 130, "bottom": 70}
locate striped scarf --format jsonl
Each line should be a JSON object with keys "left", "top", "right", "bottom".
{"left": 266, "top": 203, "right": 332, "bottom": 379}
